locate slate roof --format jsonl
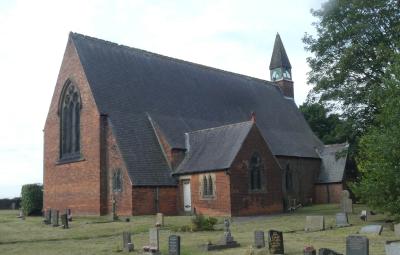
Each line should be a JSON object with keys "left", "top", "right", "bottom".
{"left": 269, "top": 33, "right": 292, "bottom": 70}
{"left": 176, "top": 121, "right": 254, "bottom": 174}
{"left": 316, "top": 143, "right": 349, "bottom": 184}
{"left": 70, "top": 32, "right": 323, "bottom": 186}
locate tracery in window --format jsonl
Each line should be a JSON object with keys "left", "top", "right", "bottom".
{"left": 60, "top": 81, "right": 81, "bottom": 160}
{"left": 202, "top": 174, "right": 214, "bottom": 197}
{"left": 250, "top": 152, "right": 263, "bottom": 190}
{"left": 112, "top": 169, "right": 122, "bottom": 192}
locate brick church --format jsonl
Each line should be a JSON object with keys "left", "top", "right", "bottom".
{"left": 43, "top": 32, "right": 348, "bottom": 216}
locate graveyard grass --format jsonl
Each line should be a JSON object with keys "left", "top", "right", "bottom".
{"left": 0, "top": 204, "right": 396, "bottom": 254}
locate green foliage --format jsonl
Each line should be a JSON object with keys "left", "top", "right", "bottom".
{"left": 303, "top": 0, "right": 400, "bottom": 136}
{"left": 299, "top": 102, "right": 349, "bottom": 144}
{"left": 351, "top": 59, "right": 400, "bottom": 216}
{"left": 191, "top": 214, "right": 218, "bottom": 231}
{"left": 21, "top": 184, "right": 43, "bottom": 216}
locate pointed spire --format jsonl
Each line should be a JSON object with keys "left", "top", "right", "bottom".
{"left": 269, "top": 33, "right": 291, "bottom": 70}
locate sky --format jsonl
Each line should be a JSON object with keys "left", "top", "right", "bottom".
{"left": 0, "top": 0, "right": 324, "bottom": 198}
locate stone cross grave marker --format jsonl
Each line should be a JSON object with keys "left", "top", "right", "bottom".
{"left": 254, "top": 230, "right": 265, "bottom": 248}
{"left": 268, "top": 230, "right": 284, "bottom": 254}
{"left": 305, "top": 216, "right": 325, "bottom": 232}
{"left": 156, "top": 213, "right": 164, "bottom": 227}
{"left": 51, "top": 209, "right": 59, "bottom": 227}
{"left": 149, "top": 227, "right": 160, "bottom": 251}
{"left": 122, "top": 232, "right": 133, "bottom": 252}
{"left": 395, "top": 223, "right": 400, "bottom": 237}
{"left": 360, "top": 225, "right": 383, "bottom": 235}
{"left": 346, "top": 235, "right": 369, "bottom": 255}
{"left": 336, "top": 213, "right": 350, "bottom": 227}
{"left": 340, "top": 190, "right": 353, "bottom": 213}
{"left": 60, "top": 213, "right": 69, "bottom": 229}
{"left": 318, "top": 248, "right": 343, "bottom": 255}
{"left": 168, "top": 235, "right": 180, "bottom": 255}
{"left": 385, "top": 240, "right": 400, "bottom": 255}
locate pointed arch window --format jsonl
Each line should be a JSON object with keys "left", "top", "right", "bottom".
{"left": 112, "top": 169, "right": 123, "bottom": 192}
{"left": 208, "top": 175, "right": 213, "bottom": 196}
{"left": 59, "top": 80, "right": 81, "bottom": 160}
{"left": 250, "top": 152, "right": 263, "bottom": 190}
{"left": 203, "top": 175, "right": 208, "bottom": 196}
{"left": 202, "top": 174, "right": 214, "bottom": 197}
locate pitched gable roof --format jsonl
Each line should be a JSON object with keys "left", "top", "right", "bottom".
{"left": 176, "top": 121, "right": 254, "bottom": 174}
{"left": 269, "top": 33, "right": 292, "bottom": 70}
{"left": 316, "top": 143, "right": 349, "bottom": 184}
{"left": 69, "top": 32, "right": 322, "bottom": 186}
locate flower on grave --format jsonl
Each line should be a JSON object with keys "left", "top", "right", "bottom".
{"left": 304, "top": 245, "right": 315, "bottom": 251}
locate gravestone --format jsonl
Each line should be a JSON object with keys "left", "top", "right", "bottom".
{"left": 156, "top": 213, "right": 164, "bottom": 227}
{"left": 168, "top": 235, "right": 180, "bottom": 255}
{"left": 17, "top": 209, "right": 24, "bottom": 219}
{"left": 11, "top": 202, "right": 16, "bottom": 210}
{"left": 385, "top": 240, "right": 400, "bottom": 255}
{"left": 395, "top": 224, "right": 400, "bottom": 237}
{"left": 346, "top": 235, "right": 369, "bottom": 255}
{"left": 51, "top": 209, "right": 59, "bottom": 227}
{"left": 305, "top": 216, "right": 325, "bottom": 232}
{"left": 318, "top": 248, "right": 343, "bottom": 255}
{"left": 43, "top": 209, "right": 51, "bottom": 224}
{"left": 122, "top": 232, "right": 133, "bottom": 252}
{"left": 149, "top": 227, "right": 160, "bottom": 251}
{"left": 254, "top": 231, "right": 265, "bottom": 248}
{"left": 206, "top": 218, "right": 240, "bottom": 250}
{"left": 360, "top": 225, "right": 383, "bottom": 235}
{"left": 67, "top": 208, "right": 72, "bottom": 222}
{"left": 336, "top": 213, "right": 350, "bottom": 227}
{"left": 360, "top": 210, "right": 368, "bottom": 222}
{"left": 60, "top": 213, "right": 69, "bottom": 229}
{"left": 304, "top": 246, "right": 316, "bottom": 255}
{"left": 268, "top": 230, "right": 284, "bottom": 254}
{"left": 340, "top": 190, "right": 353, "bottom": 213}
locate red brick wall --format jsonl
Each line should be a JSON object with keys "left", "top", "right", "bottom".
{"left": 314, "top": 183, "right": 344, "bottom": 204}
{"left": 132, "top": 187, "right": 177, "bottom": 215}
{"left": 183, "top": 171, "right": 231, "bottom": 216}
{"left": 43, "top": 37, "right": 103, "bottom": 215}
{"left": 229, "top": 125, "right": 283, "bottom": 216}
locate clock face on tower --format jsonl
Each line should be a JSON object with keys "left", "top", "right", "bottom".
{"left": 271, "top": 68, "right": 282, "bottom": 81}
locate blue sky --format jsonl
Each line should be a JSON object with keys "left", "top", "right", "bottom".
{"left": 0, "top": 0, "right": 324, "bottom": 198}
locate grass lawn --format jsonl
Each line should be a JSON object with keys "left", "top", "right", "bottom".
{"left": 0, "top": 204, "right": 396, "bottom": 254}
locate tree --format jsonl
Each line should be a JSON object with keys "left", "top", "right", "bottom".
{"left": 21, "top": 184, "right": 43, "bottom": 216}
{"left": 299, "top": 102, "right": 348, "bottom": 144}
{"left": 303, "top": 0, "right": 400, "bottom": 134}
{"left": 351, "top": 59, "right": 400, "bottom": 216}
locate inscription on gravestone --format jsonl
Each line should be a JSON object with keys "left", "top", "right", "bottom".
{"left": 254, "top": 230, "right": 265, "bottom": 248}
{"left": 268, "top": 230, "right": 284, "bottom": 254}
{"left": 336, "top": 213, "right": 350, "bottom": 227}
{"left": 168, "top": 235, "right": 180, "bottom": 255}
{"left": 346, "top": 235, "right": 369, "bottom": 255}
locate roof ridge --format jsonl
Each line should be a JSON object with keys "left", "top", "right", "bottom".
{"left": 187, "top": 120, "right": 253, "bottom": 135}
{"left": 70, "top": 32, "right": 279, "bottom": 89}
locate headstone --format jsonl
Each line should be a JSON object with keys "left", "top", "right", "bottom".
{"left": 340, "top": 190, "right": 353, "bottom": 213}
{"left": 123, "top": 232, "right": 133, "bottom": 252}
{"left": 11, "top": 202, "right": 16, "bottom": 210}
{"left": 304, "top": 246, "right": 316, "bottom": 255}
{"left": 156, "top": 213, "right": 164, "bottom": 227}
{"left": 360, "top": 225, "right": 383, "bottom": 235}
{"left": 318, "top": 248, "right": 343, "bottom": 255}
{"left": 149, "top": 227, "right": 160, "bottom": 251}
{"left": 44, "top": 209, "right": 51, "bottom": 224}
{"left": 268, "top": 230, "right": 284, "bottom": 254}
{"left": 51, "top": 209, "right": 59, "bottom": 227}
{"left": 112, "top": 199, "right": 118, "bottom": 221}
{"left": 385, "top": 240, "right": 400, "bottom": 255}
{"left": 346, "top": 235, "right": 369, "bottom": 255}
{"left": 395, "top": 224, "right": 400, "bottom": 237}
{"left": 206, "top": 218, "right": 240, "bottom": 250}
{"left": 336, "top": 213, "right": 350, "bottom": 227}
{"left": 67, "top": 208, "right": 72, "bottom": 222}
{"left": 168, "top": 235, "right": 180, "bottom": 255}
{"left": 60, "top": 213, "right": 69, "bottom": 229}
{"left": 360, "top": 210, "right": 368, "bottom": 222}
{"left": 305, "top": 216, "right": 325, "bottom": 232}
{"left": 254, "top": 231, "right": 265, "bottom": 248}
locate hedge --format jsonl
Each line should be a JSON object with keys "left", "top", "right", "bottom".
{"left": 21, "top": 184, "right": 43, "bottom": 215}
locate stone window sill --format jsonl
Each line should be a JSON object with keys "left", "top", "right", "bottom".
{"left": 57, "top": 156, "right": 85, "bottom": 165}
